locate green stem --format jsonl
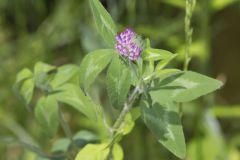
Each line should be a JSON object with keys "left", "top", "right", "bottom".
{"left": 107, "top": 85, "right": 141, "bottom": 160}
{"left": 184, "top": 0, "right": 196, "bottom": 71}
{"left": 181, "top": 0, "right": 196, "bottom": 116}
{"left": 112, "top": 86, "right": 140, "bottom": 131}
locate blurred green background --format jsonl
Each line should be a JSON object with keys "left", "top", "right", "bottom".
{"left": 0, "top": 0, "right": 240, "bottom": 159}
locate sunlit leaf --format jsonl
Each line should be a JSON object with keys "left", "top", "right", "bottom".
{"left": 152, "top": 71, "right": 223, "bottom": 103}
{"left": 20, "top": 78, "right": 34, "bottom": 105}
{"left": 143, "top": 48, "right": 174, "bottom": 61}
{"left": 89, "top": 0, "right": 117, "bottom": 47}
{"left": 50, "top": 64, "right": 79, "bottom": 89}
{"left": 113, "top": 144, "right": 124, "bottom": 160}
{"left": 75, "top": 143, "right": 109, "bottom": 160}
{"left": 53, "top": 84, "right": 101, "bottom": 121}
{"left": 75, "top": 143, "right": 123, "bottom": 160}
{"left": 155, "top": 69, "right": 182, "bottom": 79}
{"left": 79, "top": 49, "right": 115, "bottom": 90}
{"left": 116, "top": 113, "right": 135, "bottom": 136}
{"left": 14, "top": 68, "right": 34, "bottom": 105}
{"left": 107, "top": 57, "right": 131, "bottom": 110}
{"left": 34, "top": 61, "right": 56, "bottom": 76}
{"left": 16, "top": 68, "right": 33, "bottom": 83}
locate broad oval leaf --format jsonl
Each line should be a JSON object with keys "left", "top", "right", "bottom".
{"left": 14, "top": 68, "right": 34, "bottom": 105}
{"left": 20, "top": 78, "right": 34, "bottom": 105}
{"left": 89, "top": 0, "right": 117, "bottom": 47}
{"left": 113, "top": 143, "right": 124, "bottom": 160}
{"left": 106, "top": 57, "right": 131, "bottom": 110}
{"left": 79, "top": 49, "right": 115, "bottom": 90}
{"left": 174, "top": 71, "right": 223, "bottom": 102}
{"left": 16, "top": 68, "right": 33, "bottom": 83}
{"left": 34, "top": 61, "right": 56, "bottom": 76}
{"left": 50, "top": 64, "right": 79, "bottom": 89}
{"left": 143, "top": 48, "right": 174, "bottom": 61}
{"left": 151, "top": 71, "right": 223, "bottom": 103}
{"left": 75, "top": 143, "right": 109, "bottom": 160}
{"left": 35, "top": 96, "right": 59, "bottom": 137}
{"left": 112, "top": 113, "right": 135, "bottom": 145}
{"left": 53, "top": 84, "right": 101, "bottom": 121}
{"left": 140, "top": 96, "right": 186, "bottom": 159}
{"left": 75, "top": 143, "right": 123, "bottom": 160}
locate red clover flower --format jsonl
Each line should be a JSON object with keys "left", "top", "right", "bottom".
{"left": 116, "top": 28, "right": 143, "bottom": 61}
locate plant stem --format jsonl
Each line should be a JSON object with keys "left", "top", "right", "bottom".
{"left": 107, "top": 86, "right": 140, "bottom": 160}
{"left": 181, "top": 0, "right": 196, "bottom": 116}
{"left": 184, "top": 0, "right": 196, "bottom": 71}
{"left": 112, "top": 86, "right": 140, "bottom": 131}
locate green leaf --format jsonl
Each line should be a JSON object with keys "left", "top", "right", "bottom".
{"left": 89, "top": 0, "right": 117, "bottom": 47}
{"left": 175, "top": 71, "right": 223, "bottom": 102}
{"left": 73, "top": 130, "right": 98, "bottom": 142}
{"left": 34, "top": 61, "right": 56, "bottom": 76}
{"left": 14, "top": 68, "right": 35, "bottom": 106}
{"left": 130, "top": 107, "right": 141, "bottom": 121}
{"left": 79, "top": 49, "right": 115, "bottom": 90}
{"left": 155, "top": 69, "right": 182, "bottom": 79}
{"left": 106, "top": 57, "right": 131, "bottom": 110}
{"left": 119, "top": 113, "right": 135, "bottom": 135}
{"left": 143, "top": 48, "right": 174, "bottom": 61}
{"left": 140, "top": 97, "right": 186, "bottom": 159}
{"left": 75, "top": 143, "right": 109, "bottom": 160}
{"left": 155, "top": 54, "right": 178, "bottom": 70}
{"left": 50, "top": 64, "right": 79, "bottom": 89}
{"left": 152, "top": 71, "right": 223, "bottom": 103}
{"left": 35, "top": 96, "right": 59, "bottom": 137}
{"left": 72, "top": 130, "right": 99, "bottom": 149}
{"left": 20, "top": 78, "right": 35, "bottom": 105}
{"left": 75, "top": 143, "right": 123, "bottom": 160}
{"left": 33, "top": 62, "right": 56, "bottom": 92}
{"left": 113, "top": 144, "right": 124, "bottom": 160}
{"left": 16, "top": 68, "right": 33, "bottom": 83}
{"left": 53, "top": 84, "right": 101, "bottom": 121}
{"left": 111, "top": 113, "right": 135, "bottom": 147}
{"left": 51, "top": 138, "right": 70, "bottom": 153}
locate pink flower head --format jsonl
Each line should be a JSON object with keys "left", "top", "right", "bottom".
{"left": 116, "top": 28, "right": 143, "bottom": 61}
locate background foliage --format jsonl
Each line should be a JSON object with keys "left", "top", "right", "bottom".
{"left": 0, "top": 0, "right": 240, "bottom": 159}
